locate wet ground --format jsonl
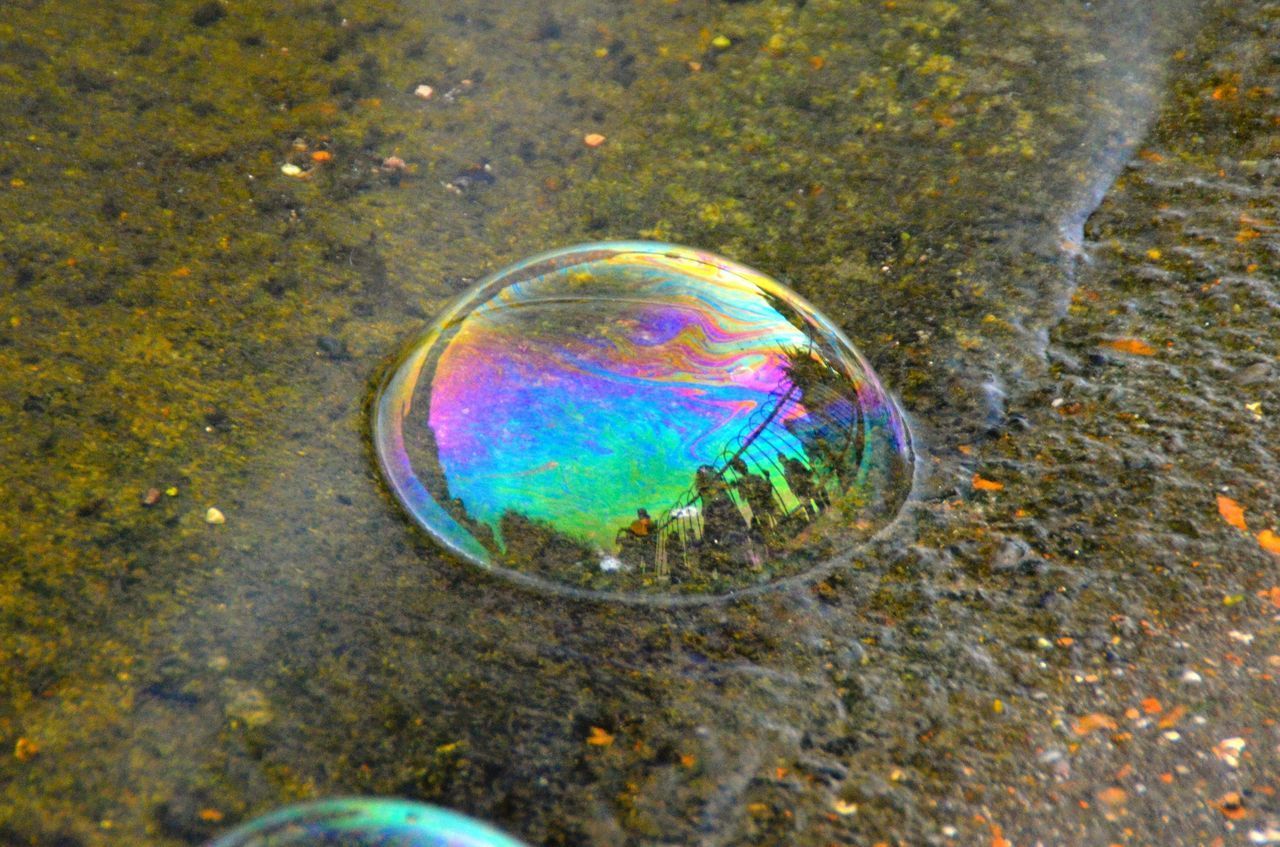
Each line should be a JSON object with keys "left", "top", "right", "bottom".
{"left": 1, "top": 0, "right": 1277, "bottom": 844}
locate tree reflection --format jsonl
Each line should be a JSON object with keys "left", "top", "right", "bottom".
{"left": 415, "top": 301, "right": 887, "bottom": 586}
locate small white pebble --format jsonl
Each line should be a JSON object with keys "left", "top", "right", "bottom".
{"left": 205, "top": 507, "right": 226, "bottom": 525}
{"left": 831, "top": 799, "right": 857, "bottom": 816}
{"left": 1228, "top": 630, "right": 1255, "bottom": 644}
{"left": 1216, "top": 737, "right": 1246, "bottom": 768}
{"left": 1163, "top": 730, "right": 1181, "bottom": 741}
{"left": 280, "top": 163, "right": 303, "bottom": 177}
{"left": 941, "top": 826, "right": 958, "bottom": 837}
{"left": 1181, "top": 669, "right": 1203, "bottom": 683}
{"left": 414, "top": 84, "right": 434, "bottom": 100}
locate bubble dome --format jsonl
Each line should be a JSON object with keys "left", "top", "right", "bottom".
{"left": 205, "top": 798, "right": 529, "bottom": 847}
{"left": 373, "top": 242, "right": 913, "bottom": 598}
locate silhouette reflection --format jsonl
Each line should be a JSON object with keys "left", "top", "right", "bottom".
{"left": 408, "top": 327, "right": 905, "bottom": 588}
{"left": 728, "top": 457, "right": 777, "bottom": 531}
{"left": 614, "top": 508, "right": 655, "bottom": 567}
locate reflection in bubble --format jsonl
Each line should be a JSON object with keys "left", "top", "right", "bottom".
{"left": 374, "top": 242, "right": 913, "bottom": 598}
{"left": 205, "top": 798, "right": 529, "bottom": 847}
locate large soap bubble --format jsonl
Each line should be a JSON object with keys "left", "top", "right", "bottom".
{"left": 205, "top": 798, "right": 529, "bottom": 847}
{"left": 374, "top": 242, "right": 913, "bottom": 599}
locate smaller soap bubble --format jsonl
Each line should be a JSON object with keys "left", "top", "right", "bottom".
{"left": 205, "top": 798, "right": 529, "bottom": 847}
{"left": 374, "top": 242, "right": 914, "bottom": 599}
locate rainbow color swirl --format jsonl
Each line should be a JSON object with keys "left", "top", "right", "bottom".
{"left": 206, "top": 798, "right": 528, "bottom": 846}
{"left": 374, "top": 242, "right": 912, "bottom": 595}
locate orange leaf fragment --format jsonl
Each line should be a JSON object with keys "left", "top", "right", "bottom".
{"left": 13, "top": 737, "right": 38, "bottom": 762}
{"left": 1258, "top": 530, "right": 1280, "bottom": 556}
{"left": 1097, "top": 786, "right": 1128, "bottom": 807}
{"left": 1217, "top": 495, "right": 1247, "bottom": 530}
{"left": 1216, "top": 791, "right": 1247, "bottom": 820}
{"left": 1156, "top": 704, "right": 1186, "bottom": 729}
{"left": 198, "top": 808, "right": 224, "bottom": 823}
{"left": 1103, "top": 338, "right": 1156, "bottom": 356}
{"left": 583, "top": 133, "right": 607, "bottom": 148}
{"left": 1140, "top": 697, "right": 1163, "bottom": 715}
{"left": 990, "top": 823, "right": 1011, "bottom": 847}
{"left": 972, "top": 475, "right": 1004, "bottom": 492}
{"left": 1073, "top": 713, "right": 1118, "bottom": 735}
{"left": 586, "top": 726, "right": 614, "bottom": 746}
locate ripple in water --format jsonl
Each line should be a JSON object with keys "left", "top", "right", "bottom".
{"left": 374, "top": 242, "right": 913, "bottom": 599}
{"left": 205, "top": 798, "right": 528, "bottom": 846}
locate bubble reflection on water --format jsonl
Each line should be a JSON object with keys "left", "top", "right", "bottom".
{"left": 373, "top": 242, "right": 914, "bottom": 599}
{"left": 205, "top": 798, "right": 529, "bottom": 847}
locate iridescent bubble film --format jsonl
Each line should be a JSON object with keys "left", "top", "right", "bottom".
{"left": 374, "top": 242, "right": 913, "bottom": 597}
{"left": 205, "top": 798, "right": 529, "bottom": 847}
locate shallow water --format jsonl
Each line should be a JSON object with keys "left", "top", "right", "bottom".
{"left": 2, "top": 0, "right": 1277, "bottom": 845}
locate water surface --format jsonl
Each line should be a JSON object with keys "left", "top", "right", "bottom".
{"left": 2, "top": 0, "right": 1277, "bottom": 844}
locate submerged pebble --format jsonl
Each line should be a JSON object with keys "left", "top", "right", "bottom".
{"left": 373, "top": 242, "right": 913, "bottom": 598}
